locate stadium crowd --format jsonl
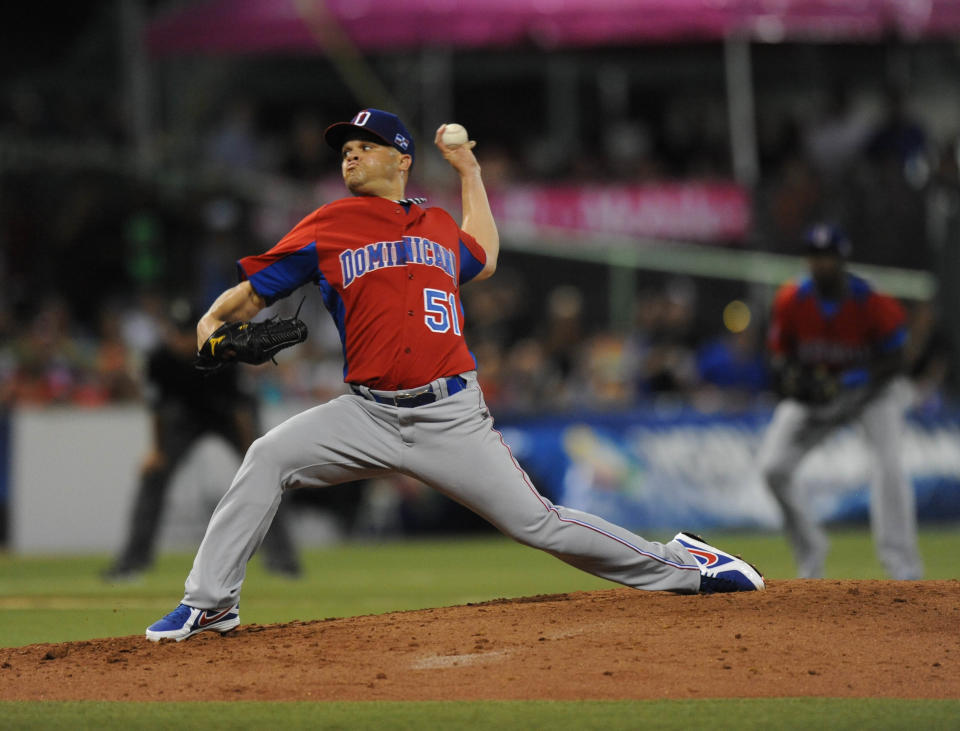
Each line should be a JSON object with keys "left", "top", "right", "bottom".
{"left": 1, "top": 71, "right": 958, "bottom": 416}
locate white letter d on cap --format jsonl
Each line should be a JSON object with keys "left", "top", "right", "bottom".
{"left": 352, "top": 111, "right": 371, "bottom": 126}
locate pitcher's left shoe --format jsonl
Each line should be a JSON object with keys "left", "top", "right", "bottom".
{"left": 674, "top": 532, "right": 765, "bottom": 593}
{"left": 145, "top": 603, "right": 239, "bottom": 642}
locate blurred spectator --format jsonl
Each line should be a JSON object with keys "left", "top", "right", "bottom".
{"left": 281, "top": 111, "right": 330, "bottom": 182}
{"left": 568, "top": 332, "right": 637, "bottom": 409}
{"left": 0, "top": 296, "right": 92, "bottom": 406}
{"left": 694, "top": 322, "right": 769, "bottom": 411}
{"left": 499, "top": 337, "right": 562, "bottom": 413}
{"left": 758, "top": 112, "right": 803, "bottom": 179}
{"left": 541, "top": 285, "right": 586, "bottom": 383}
{"left": 865, "top": 86, "right": 929, "bottom": 187}
{"left": 659, "top": 94, "right": 730, "bottom": 178}
{"left": 3, "top": 36, "right": 959, "bottom": 417}
{"left": 766, "top": 155, "right": 823, "bottom": 246}
{"left": 624, "top": 287, "right": 661, "bottom": 394}
{"left": 461, "top": 267, "right": 528, "bottom": 349}
{"left": 471, "top": 144, "right": 516, "bottom": 189}
{"left": 852, "top": 87, "right": 930, "bottom": 268}
{"left": 470, "top": 339, "right": 506, "bottom": 407}
{"left": 196, "top": 196, "right": 250, "bottom": 307}
{"left": 930, "top": 134, "right": 960, "bottom": 190}
{"left": 203, "top": 98, "right": 264, "bottom": 172}
{"left": 82, "top": 304, "right": 141, "bottom": 405}
{"left": 629, "top": 278, "right": 699, "bottom": 399}
{"left": 803, "top": 84, "right": 875, "bottom": 181}
{"left": 602, "top": 118, "right": 660, "bottom": 181}
{"left": 119, "top": 290, "right": 168, "bottom": 357}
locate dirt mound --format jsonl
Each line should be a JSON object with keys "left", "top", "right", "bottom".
{"left": 1, "top": 580, "right": 957, "bottom": 701}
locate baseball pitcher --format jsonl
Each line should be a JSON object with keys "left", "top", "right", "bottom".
{"left": 758, "top": 223, "right": 923, "bottom": 580}
{"left": 146, "top": 109, "right": 764, "bottom": 642}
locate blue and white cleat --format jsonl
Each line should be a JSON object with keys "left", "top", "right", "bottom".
{"left": 145, "top": 603, "right": 240, "bottom": 642}
{"left": 674, "top": 532, "right": 765, "bottom": 593}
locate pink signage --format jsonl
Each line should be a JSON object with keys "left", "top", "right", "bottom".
{"left": 485, "top": 182, "right": 751, "bottom": 242}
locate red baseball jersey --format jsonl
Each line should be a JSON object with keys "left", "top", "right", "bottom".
{"left": 767, "top": 273, "right": 907, "bottom": 370}
{"left": 238, "top": 196, "right": 487, "bottom": 389}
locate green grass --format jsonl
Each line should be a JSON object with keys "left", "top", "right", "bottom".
{"left": 1, "top": 527, "right": 958, "bottom": 727}
{"left": 1, "top": 699, "right": 959, "bottom": 730}
{"left": 0, "top": 535, "right": 605, "bottom": 648}
{"left": 1, "top": 525, "right": 959, "bottom": 648}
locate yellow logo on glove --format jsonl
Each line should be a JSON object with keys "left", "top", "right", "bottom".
{"left": 208, "top": 335, "right": 226, "bottom": 355}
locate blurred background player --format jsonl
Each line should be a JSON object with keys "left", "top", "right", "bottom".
{"left": 758, "top": 223, "right": 923, "bottom": 580}
{"left": 103, "top": 298, "right": 302, "bottom": 581}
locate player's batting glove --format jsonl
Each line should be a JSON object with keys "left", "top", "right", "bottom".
{"left": 195, "top": 315, "right": 308, "bottom": 372}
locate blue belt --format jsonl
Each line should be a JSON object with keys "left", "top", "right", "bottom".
{"left": 351, "top": 375, "right": 467, "bottom": 408}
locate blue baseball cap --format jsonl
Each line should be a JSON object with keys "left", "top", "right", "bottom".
{"left": 804, "top": 223, "right": 852, "bottom": 258}
{"left": 324, "top": 109, "right": 415, "bottom": 165}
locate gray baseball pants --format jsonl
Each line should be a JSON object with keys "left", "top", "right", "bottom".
{"left": 183, "top": 372, "right": 701, "bottom": 608}
{"left": 757, "top": 377, "right": 923, "bottom": 580}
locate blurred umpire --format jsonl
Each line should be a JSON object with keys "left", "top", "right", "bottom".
{"left": 758, "top": 224, "right": 923, "bottom": 580}
{"left": 103, "top": 298, "right": 302, "bottom": 580}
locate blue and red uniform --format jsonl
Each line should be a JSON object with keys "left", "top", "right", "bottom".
{"left": 768, "top": 272, "right": 907, "bottom": 381}
{"left": 238, "top": 196, "right": 486, "bottom": 390}
{"left": 146, "top": 109, "right": 761, "bottom": 643}
{"left": 760, "top": 267, "right": 922, "bottom": 581}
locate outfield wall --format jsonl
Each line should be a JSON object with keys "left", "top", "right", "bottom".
{"left": 8, "top": 403, "right": 311, "bottom": 555}
{"left": 499, "top": 407, "right": 960, "bottom": 532}
{"left": 7, "top": 403, "right": 960, "bottom": 554}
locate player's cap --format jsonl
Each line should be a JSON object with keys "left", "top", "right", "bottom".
{"left": 803, "top": 223, "right": 852, "bottom": 258}
{"left": 324, "top": 109, "right": 415, "bottom": 165}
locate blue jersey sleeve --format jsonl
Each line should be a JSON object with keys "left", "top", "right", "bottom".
{"left": 238, "top": 242, "right": 320, "bottom": 306}
{"left": 458, "top": 238, "right": 486, "bottom": 284}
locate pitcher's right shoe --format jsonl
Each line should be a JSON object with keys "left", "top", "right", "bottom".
{"left": 145, "top": 603, "right": 239, "bottom": 642}
{"left": 674, "top": 532, "right": 765, "bottom": 593}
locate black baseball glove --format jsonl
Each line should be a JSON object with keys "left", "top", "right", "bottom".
{"left": 776, "top": 362, "right": 840, "bottom": 405}
{"left": 195, "top": 315, "right": 308, "bottom": 372}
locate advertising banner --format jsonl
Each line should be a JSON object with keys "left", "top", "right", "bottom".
{"left": 487, "top": 183, "right": 751, "bottom": 242}
{"left": 498, "top": 408, "right": 960, "bottom": 531}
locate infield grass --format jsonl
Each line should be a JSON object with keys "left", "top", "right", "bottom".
{"left": 1, "top": 525, "right": 958, "bottom": 648}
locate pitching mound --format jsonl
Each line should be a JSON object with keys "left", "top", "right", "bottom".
{"left": 1, "top": 580, "right": 956, "bottom": 701}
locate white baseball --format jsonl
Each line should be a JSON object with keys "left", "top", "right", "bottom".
{"left": 441, "top": 123, "right": 469, "bottom": 147}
